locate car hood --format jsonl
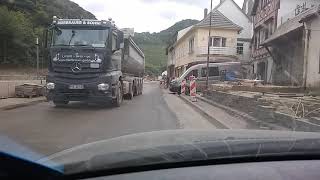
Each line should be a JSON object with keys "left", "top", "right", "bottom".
{"left": 38, "top": 130, "right": 320, "bottom": 175}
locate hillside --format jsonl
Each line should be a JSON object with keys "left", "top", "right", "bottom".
{"left": 134, "top": 19, "right": 199, "bottom": 76}
{"left": 0, "top": 0, "right": 95, "bottom": 66}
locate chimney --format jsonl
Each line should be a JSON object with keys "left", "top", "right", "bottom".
{"left": 204, "top": 8, "right": 208, "bottom": 19}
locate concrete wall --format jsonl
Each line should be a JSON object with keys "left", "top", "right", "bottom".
{"left": 0, "top": 80, "right": 45, "bottom": 98}
{"left": 266, "top": 57, "right": 274, "bottom": 83}
{"left": 271, "top": 30, "right": 304, "bottom": 86}
{"left": 306, "top": 16, "right": 320, "bottom": 88}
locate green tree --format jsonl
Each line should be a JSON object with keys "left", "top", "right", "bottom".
{"left": 0, "top": 6, "right": 36, "bottom": 65}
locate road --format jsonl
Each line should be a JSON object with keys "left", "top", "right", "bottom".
{"left": 0, "top": 82, "right": 213, "bottom": 160}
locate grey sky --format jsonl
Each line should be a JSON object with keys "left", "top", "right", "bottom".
{"left": 71, "top": 0, "right": 244, "bottom": 33}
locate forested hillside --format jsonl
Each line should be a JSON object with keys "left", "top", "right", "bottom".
{"left": 0, "top": 0, "right": 95, "bottom": 66}
{"left": 134, "top": 19, "right": 199, "bottom": 75}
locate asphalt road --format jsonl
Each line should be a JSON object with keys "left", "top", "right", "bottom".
{"left": 0, "top": 82, "right": 179, "bottom": 159}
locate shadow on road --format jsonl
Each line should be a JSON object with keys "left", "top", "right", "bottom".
{"left": 51, "top": 102, "right": 121, "bottom": 110}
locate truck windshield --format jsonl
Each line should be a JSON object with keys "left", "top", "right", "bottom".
{"left": 53, "top": 28, "right": 109, "bottom": 48}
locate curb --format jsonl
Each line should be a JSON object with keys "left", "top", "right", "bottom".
{"left": 179, "top": 95, "right": 229, "bottom": 129}
{"left": 0, "top": 98, "right": 47, "bottom": 111}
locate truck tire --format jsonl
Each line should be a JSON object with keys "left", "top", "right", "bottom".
{"left": 112, "top": 82, "right": 123, "bottom": 107}
{"left": 53, "top": 100, "right": 69, "bottom": 107}
{"left": 128, "top": 83, "right": 133, "bottom": 100}
{"left": 133, "top": 84, "right": 138, "bottom": 96}
{"left": 138, "top": 84, "right": 142, "bottom": 95}
{"left": 123, "top": 83, "right": 133, "bottom": 100}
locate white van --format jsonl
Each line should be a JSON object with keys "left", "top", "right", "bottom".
{"left": 169, "top": 62, "right": 242, "bottom": 93}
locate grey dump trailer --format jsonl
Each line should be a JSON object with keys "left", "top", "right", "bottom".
{"left": 45, "top": 17, "right": 145, "bottom": 107}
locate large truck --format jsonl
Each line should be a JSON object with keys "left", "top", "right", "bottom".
{"left": 45, "top": 17, "right": 145, "bottom": 107}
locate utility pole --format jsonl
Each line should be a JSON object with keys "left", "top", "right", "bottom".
{"left": 206, "top": 0, "right": 213, "bottom": 90}
{"left": 36, "top": 37, "right": 39, "bottom": 79}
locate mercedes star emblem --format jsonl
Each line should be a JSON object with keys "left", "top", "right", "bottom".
{"left": 71, "top": 62, "right": 82, "bottom": 73}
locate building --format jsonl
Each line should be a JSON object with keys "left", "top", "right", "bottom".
{"left": 242, "top": 0, "right": 255, "bottom": 16}
{"left": 167, "top": 0, "right": 253, "bottom": 79}
{"left": 262, "top": 4, "right": 320, "bottom": 89}
{"left": 168, "top": 9, "right": 242, "bottom": 78}
{"left": 251, "top": 0, "right": 320, "bottom": 84}
{"left": 214, "top": 0, "right": 253, "bottom": 66}
{"left": 251, "top": 0, "right": 279, "bottom": 83}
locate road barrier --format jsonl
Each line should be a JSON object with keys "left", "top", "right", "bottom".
{"left": 189, "top": 76, "right": 197, "bottom": 102}
{"left": 181, "top": 79, "right": 186, "bottom": 95}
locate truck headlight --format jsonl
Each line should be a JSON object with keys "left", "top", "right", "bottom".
{"left": 98, "top": 83, "right": 109, "bottom": 91}
{"left": 46, "top": 83, "right": 55, "bottom": 90}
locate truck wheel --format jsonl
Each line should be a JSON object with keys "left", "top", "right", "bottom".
{"left": 53, "top": 100, "right": 69, "bottom": 107}
{"left": 133, "top": 84, "right": 138, "bottom": 96}
{"left": 128, "top": 83, "right": 133, "bottom": 100}
{"left": 112, "top": 82, "right": 123, "bottom": 107}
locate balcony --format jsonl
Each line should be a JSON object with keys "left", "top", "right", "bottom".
{"left": 197, "top": 46, "right": 237, "bottom": 56}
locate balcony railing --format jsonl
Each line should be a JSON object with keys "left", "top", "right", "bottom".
{"left": 197, "top": 46, "right": 237, "bottom": 56}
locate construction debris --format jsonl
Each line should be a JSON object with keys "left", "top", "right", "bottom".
{"left": 15, "top": 84, "right": 45, "bottom": 98}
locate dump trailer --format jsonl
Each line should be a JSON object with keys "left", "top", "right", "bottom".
{"left": 45, "top": 17, "right": 145, "bottom": 107}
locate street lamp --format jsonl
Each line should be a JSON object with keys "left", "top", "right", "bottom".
{"left": 206, "top": 0, "right": 213, "bottom": 90}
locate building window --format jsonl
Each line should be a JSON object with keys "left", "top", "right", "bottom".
{"left": 189, "top": 38, "right": 194, "bottom": 54}
{"left": 237, "top": 43, "right": 244, "bottom": 55}
{"left": 210, "top": 37, "right": 227, "bottom": 47}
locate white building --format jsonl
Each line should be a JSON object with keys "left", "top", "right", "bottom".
{"left": 214, "top": 0, "right": 253, "bottom": 63}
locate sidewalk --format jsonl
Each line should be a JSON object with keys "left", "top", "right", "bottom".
{"left": 0, "top": 97, "right": 46, "bottom": 110}
{"left": 162, "top": 89, "right": 216, "bottom": 129}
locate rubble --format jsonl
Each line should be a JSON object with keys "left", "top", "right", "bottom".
{"left": 204, "top": 83, "right": 320, "bottom": 132}
{"left": 15, "top": 84, "right": 45, "bottom": 98}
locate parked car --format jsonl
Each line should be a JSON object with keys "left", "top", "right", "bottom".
{"left": 169, "top": 62, "right": 242, "bottom": 94}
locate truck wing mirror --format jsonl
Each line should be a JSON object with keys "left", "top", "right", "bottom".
{"left": 117, "top": 31, "right": 124, "bottom": 50}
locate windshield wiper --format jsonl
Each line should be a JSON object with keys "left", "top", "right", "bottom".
{"left": 68, "top": 30, "right": 76, "bottom": 45}
{"left": 53, "top": 44, "right": 70, "bottom": 47}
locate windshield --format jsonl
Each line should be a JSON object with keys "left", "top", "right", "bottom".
{"left": 53, "top": 28, "right": 109, "bottom": 47}
{"left": 1, "top": 0, "right": 320, "bottom": 177}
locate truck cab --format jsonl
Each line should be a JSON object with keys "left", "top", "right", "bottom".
{"left": 45, "top": 17, "right": 125, "bottom": 107}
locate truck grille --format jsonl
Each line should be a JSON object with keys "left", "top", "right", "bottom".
{"left": 53, "top": 62, "right": 102, "bottom": 74}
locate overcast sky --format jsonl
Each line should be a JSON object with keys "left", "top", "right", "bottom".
{"left": 71, "top": 0, "right": 244, "bottom": 33}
